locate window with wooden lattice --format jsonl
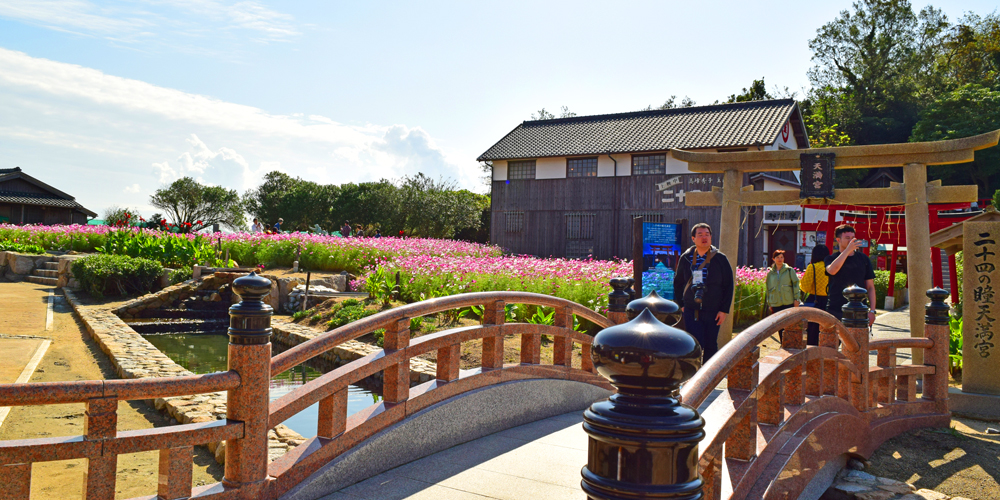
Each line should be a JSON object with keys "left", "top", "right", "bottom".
{"left": 504, "top": 212, "right": 524, "bottom": 232}
{"left": 566, "top": 213, "right": 595, "bottom": 240}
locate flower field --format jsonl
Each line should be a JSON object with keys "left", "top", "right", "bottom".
{"left": 1, "top": 223, "right": 816, "bottom": 324}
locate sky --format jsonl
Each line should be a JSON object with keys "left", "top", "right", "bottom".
{"left": 0, "top": 0, "right": 997, "bottom": 219}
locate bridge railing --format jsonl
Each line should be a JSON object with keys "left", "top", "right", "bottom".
{"left": 264, "top": 290, "right": 614, "bottom": 496}
{"left": 585, "top": 285, "right": 952, "bottom": 500}
{"left": 0, "top": 371, "right": 242, "bottom": 500}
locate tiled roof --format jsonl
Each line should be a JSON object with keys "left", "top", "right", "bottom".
{"left": 0, "top": 191, "right": 90, "bottom": 210}
{"left": 0, "top": 167, "right": 22, "bottom": 175}
{"left": 477, "top": 99, "right": 802, "bottom": 161}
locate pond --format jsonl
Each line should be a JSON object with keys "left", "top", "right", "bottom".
{"left": 143, "top": 332, "right": 381, "bottom": 438}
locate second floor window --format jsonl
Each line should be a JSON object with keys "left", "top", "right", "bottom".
{"left": 632, "top": 154, "right": 666, "bottom": 175}
{"left": 508, "top": 160, "right": 536, "bottom": 180}
{"left": 567, "top": 157, "right": 598, "bottom": 177}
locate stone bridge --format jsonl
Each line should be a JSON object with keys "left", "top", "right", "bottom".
{"left": 0, "top": 273, "right": 953, "bottom": 500}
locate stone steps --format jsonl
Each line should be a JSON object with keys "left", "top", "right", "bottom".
{"left": 27, "top": 275, "right": 57, "bottom": 286}
{"left": 28, "top": 257, "right": 57, "bottom": 286}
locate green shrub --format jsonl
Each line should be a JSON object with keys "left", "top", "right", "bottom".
{"left": 97, "top": 229, "right": 220, "bottom": 268}
{"left": 72, "top": 254, "right": 163, "bottom": 298}
{"left": 326, "top": 303, "right": 378, "bottom": 329}
{"left": 169, "top": 266, "right": 193, "bottom": 285}
{"left": 0, "top": 241, "right": 46, "bottom": 254}
{"left": 873, "top": 270, "right": 907, "bottom": 309}
{"left": 949, "top": 314, "right": 963, "bottom": 376}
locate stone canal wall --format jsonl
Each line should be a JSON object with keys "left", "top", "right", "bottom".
{"left": 63, "top": 288, "right": 307, "bottom": 463}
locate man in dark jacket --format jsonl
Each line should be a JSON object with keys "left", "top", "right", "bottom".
{"left": 673, "top": 223, "right": 735, "bottom": 363}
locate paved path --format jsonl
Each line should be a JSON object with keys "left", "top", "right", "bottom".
{"left": 321, "top": 412, "right": 587, "bottom": 500}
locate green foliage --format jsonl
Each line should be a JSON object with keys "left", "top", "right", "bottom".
{"left": 244, "top": 172, "right": 486, "bottom": 239}
{"left": 96, "top": 229, "right": 220, "bottom": 268}
{"left": 72, "top": 254, "right": 162, "bottom": 298}
{"left": 169, "top": 266, "right": 193, "bottom": 285}
{"left": 949, "top": 314, "right": 964, "bottom": 375}
{"left": 733, "top": 280, "right": 767, "bottom": 330}
{"left": 726, "top": 77, "right": 772, "bottom": 103}
{"left": 242, "top": 171, "right": 339, "bottom": 232}
{"left": 103, "top": 205, "right": 143, "bottom": 227}
{"left": 807, "top": 0, "right": 948, "bottom": 146}
{"left": 326, "top": 302, "right": 379, "bottom": 329}
{"left": 873, "top": 270, "right": 908, "bottom": 308}
{"left": 409, "top": 317, "right": 424, "bottom": 331}
{"left": 365, "top": 265, "right": 398, "bottom": 306}
{"left": 291, "top": 309, "right": 312, "bottom": 321}
{"left": 150, "top": 177, "right": 245, "bottom": 232}
{"left": 0, "top": 240, "right": 45, "bottom": 254}
{"left": 910, "top": 84, "right": 1000, "bottom": 194}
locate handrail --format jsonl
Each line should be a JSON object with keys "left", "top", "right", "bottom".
{"left": 870, "top": 338, "right": 934, "bottom": 350}
{"left": 268, "top": 323, "right": 587, "bottom": 428}
{"left": 0, "top": 370, "right": 241, "bottom": 406}
{"left": 270, "top": 291, "right": 612, "bottom": 376}
{"left": 680, "top": 307, "right": 857, "bottom": 409}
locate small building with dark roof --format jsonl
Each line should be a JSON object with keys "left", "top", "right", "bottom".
{"left": 0, "top": 167, "right": 96, "bottom": 225}
{"left": 477, "top": 99, "right": 809, "bottom": 263}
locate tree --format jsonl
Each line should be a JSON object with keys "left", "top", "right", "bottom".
{"left": 103, "top": 205, "right": 142, "bottom": 227}
{"left": 910, "top": 84, "right": 1000, "bottom": 194}
{"left": 807, "top": 0, "right": 949, "bottom": 145}
{"left": 243, "top": 171, "right": 338, "bottom": 231}
{"left": 150, "top": 177, "right": 245, "bottom": 232}
{"left": 726, "top": 78, "right": 772, "bottom": 103}
{"left": 652, "top": 95, "right": 696, "bottom": 110}
{"left": 935, "top": 13, "right": 1000, "bottom": 91}
{"left": 530, "top": 108, "right": 556, "bottom": 120}
{"left": 559, "top": 106, "right": 577, "bottom": 118}
{"left": 395, "top": 174, "right": 484, "bottom": 238}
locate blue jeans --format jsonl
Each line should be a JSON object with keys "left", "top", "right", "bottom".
{"left": 683, "top": 307, "right": 720, "bottom": 364}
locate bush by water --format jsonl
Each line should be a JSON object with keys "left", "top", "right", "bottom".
{"left": 72, "top": 254, "right": 163, "bottom": 297}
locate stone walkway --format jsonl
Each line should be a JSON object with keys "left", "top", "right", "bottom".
{"left": 320, "top": 411, "right": 587, "bottom": 500}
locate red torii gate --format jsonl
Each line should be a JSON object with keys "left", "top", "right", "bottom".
{"left": 800, "top": 202, "right": 981, "bottom": 307}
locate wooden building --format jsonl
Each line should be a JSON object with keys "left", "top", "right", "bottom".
{"left": 478, "top": 99, "right": 809, "bottom": 264}
{"left": 0, "top": 167, "right": 96, "bottom": 225}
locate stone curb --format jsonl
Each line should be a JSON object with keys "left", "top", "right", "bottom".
{"left": 825, "top": 469, "right": 972, "bottom": 500}
{"left": 63, "top": 287, "right": 307, "bottom": 464}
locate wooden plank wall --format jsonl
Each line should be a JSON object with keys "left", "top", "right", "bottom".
{"left": 491, "top": 173, "right": 762, "bottom": 265}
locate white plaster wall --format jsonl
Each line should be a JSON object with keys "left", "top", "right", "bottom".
{"left": 536, "top": 157, "right": 565, "bottom": 179}
{"left": 664, "top": 151, "right": 691, "bottom": 175}
{"left": 611, "top": 154, "right": 631, "bottom": 176}
{"left": 492, "top": 160, "right": 507, "bottom": 181}
{"left": 762, "top": 179, "right": 802, "bottom": 224}
{"left": 597, "top": 155, "right": 617, "bottom": 177}
{"left": 772, "top": 119, "right": 798, "bottom": 149}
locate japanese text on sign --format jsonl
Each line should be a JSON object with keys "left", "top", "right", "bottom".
{"left": 973, "top": 232, "right": 996, "bottom": 358}
{"left": 800, "top": 153, "right": 836, "bottom": 199}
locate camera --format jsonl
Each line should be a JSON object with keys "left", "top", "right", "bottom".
{"left": 692, "top": 282, "right": 706, "bottom": 308}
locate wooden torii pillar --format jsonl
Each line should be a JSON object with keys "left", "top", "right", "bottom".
{"left": 674, "top": 130, "right": 999, "bottom": 364}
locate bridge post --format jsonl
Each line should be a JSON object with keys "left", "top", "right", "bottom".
{"left": 625, "top": 289, "right": 680, "bottom": 325}
{"left": 842, "top": 285, "right": 871, "bottom": 412}
{"left": 607, "top": 277, "right": 630, "bottom": 325}
{"left": 223, "top": 271, "right": 274, "bottom": 492}
{"left": 582, "top": 309, "right": 705, "bottom": 500}
{"left": 923, "top": 288, "right": 951, "bottom": 408}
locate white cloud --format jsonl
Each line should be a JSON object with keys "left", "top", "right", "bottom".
{"left": 123, "top": 183, "right": 141, "bottom": 193}
{"left": 0, "top": 48, "right": 478, "bottom": 217}
{"left": 0, "top": 0, "right": 300, "bottom": 50}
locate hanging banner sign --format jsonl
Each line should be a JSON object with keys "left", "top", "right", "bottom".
{"left": 800, "top": 153, "right": 836, "bottom": 199}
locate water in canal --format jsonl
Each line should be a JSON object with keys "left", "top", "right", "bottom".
{"left": 143, "top": 332, "right": 381, "bottom": 438}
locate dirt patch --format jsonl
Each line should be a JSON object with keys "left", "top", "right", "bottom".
{"left": 0, "top": 282, "right": 222, "bottom": 499}
{"left": 867, "top": 416, "right": 1000, "bottom": 498}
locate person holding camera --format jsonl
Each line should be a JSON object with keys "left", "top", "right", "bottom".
{"left": 825, "top": 224, "right": 877, "bottom": 326}
{"left": 673, "top": 223, "right": 735, "bottom": 363}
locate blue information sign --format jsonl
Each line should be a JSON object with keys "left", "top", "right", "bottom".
{"left": 641, "top": 222, "right": 682, "bottom": 299}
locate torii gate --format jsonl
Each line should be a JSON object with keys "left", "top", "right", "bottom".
{"left": 674, "top": 129, "right": 1000, "bottom": 365}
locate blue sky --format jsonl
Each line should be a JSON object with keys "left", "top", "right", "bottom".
{"left": 0, "top": 1, "right": 997, "bottom": 218}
